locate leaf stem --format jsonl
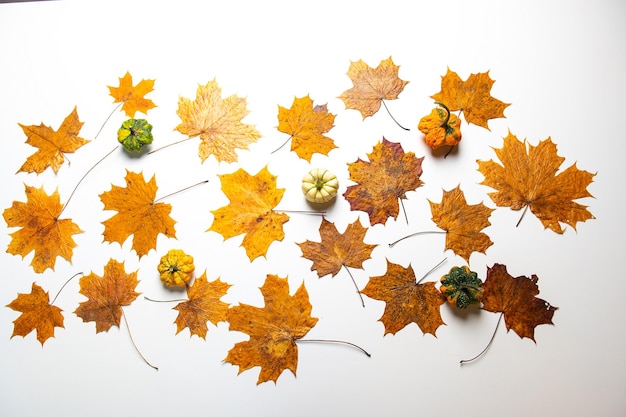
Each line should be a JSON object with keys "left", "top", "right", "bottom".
{"left": 273, "top": 209, "right": 326, "bottom": 216}
{"left": 416, "top": 258, "right": 447, "bottom": 285}
{"left": 516, "top": 205, "right": 529, "bottom": 228}
{"left": 153, "top": 180, "right": 209, "bottom": 203}
{"left": 94, "top": 102, "right": 122, "bottom": 140}
{"left": 144, "top": 296, "right": 188, "bottom": 303}
{"left": 381, "top": 100, "right": 409, "bottom": 131}
{"left": 270, "top": 135, "right": 293, "bottom": 155}
{"left": 121, "top": 308, "right": 158, "bottom": 371}
{"left": 296, "top": 338, "right": 371, "bottom": 357}
{"left": 59, "top": 145, "right": 118, "bottom": 217}
{"left": 388, "top": 230, "right": 447, "bottom": 248}
{"left": 342, "top": 264, "right": 365, "bottom": 308}
{"left": 459, "top": 312, "right": 504, "bottom": 365}
{"left": 147, "top": 137, "right": 195, "bottom": 155}
{"left": 50, "top": 272, "right": 83, "bottom": 305}
{"left": 399, "top": 198, "right": 408, "bottom": 225}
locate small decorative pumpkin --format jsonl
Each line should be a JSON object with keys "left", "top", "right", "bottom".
{"left": 417, "top": 102, "right": 462, "bottom": 150}
{"left": 302, "top": 168, "right": 339, "bottom": 203}
{"left": 439, "top": 265, "right": 483, "bottom": 309}
{"left": 118, "top": 118, "right": 153, "bottom": 152}
{"left": 157, "top": 249, "right": 195, "bottom": 287}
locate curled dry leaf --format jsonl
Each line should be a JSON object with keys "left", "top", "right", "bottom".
{"left": 208, "top": 166, "right": 289, "bottom": 261}
{"left": 477, "top": 131, "right": 595, "bottom": 233}
{"left": 344, "top": 138, "right": 424, "bottom": 225}
{"left": 7, "top": 283, "right": 64, "bottom": 346}
{"left": 100, "top": 170, "right": 176, "bottom": 259}
{"left": 175, "top": 79, "right": 261, "bottom": 163}
{"left": 225, "top": 274, "right": 318, "bottom": 385}
{"left": 3, "top": 185, "right": 82, "bottom": 273}
{"left": 17, "top": 107, "right": 89, "bottom": 174}
{"left": 361, "top": 260, "right": 446, "bottom": 336}
{"left": 108, "top": 71, "right": 156, "bottom": 118}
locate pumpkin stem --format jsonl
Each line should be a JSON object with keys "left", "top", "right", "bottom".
{"left": 153, "top": 180, "right": 209, "bottom": 203}
{"left": 94, "top": 102, "right": 122, "bottom": 140}
{"left": 343, "top": 264, "right": 365, "bottom": 308}
{"left": 296, "top": 338, "right": 371, "bottom": 357}
{"left": 381, "top": 100, "right": 409, "bottom": 131}
{"left": 121, "top": 307, "right": 158, "bottom": 371}
{"left": 460, "top": 312, "right": 504, "bottom": 365}
{"left": 434, "top": 102, "right": 451, "bottom": 127}
{"left": 50, "top": 272, "right": 83, "bottom": 305}
{"left": 388, "top": 230, "right": 447, "bottom": 248}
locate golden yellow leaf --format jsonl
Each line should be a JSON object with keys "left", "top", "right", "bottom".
{"left": 175, "top": 79, "right": 261, "bottom": 163}
{"left": 108, "top": 71, "right": 156, "bottom": 118}
{"left": 7, "top": 283, "right": 64, "bottom": 345}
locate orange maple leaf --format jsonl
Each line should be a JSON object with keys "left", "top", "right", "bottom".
{"left": 208, "top": 166, "right": 289, "bottom": 261}
{"left": 175, "top": 79, "right": 261, "bottom": 163}
{"left": 3, "top": 185, "right": 82, "bottom": 273}
{"left": 225, "top": 274, "right": 318, "bottom": 384}
{"left": 431, "top": 68, "right": 509, "bottom": 130}
{"left": 173, "top": 272, "right": 230, "bottom": 339}
{"left": 7, "top": 283, "right": 64, "bottom": 345}
{"left": 344, "top": 138, "right": 424, "bottom": 225}
{"left": 339, "top": 56, "right": 408, "bottom": 119}
{"left": 298, "top": 218, "right": 376, "bottom": 277}
{"left": 481, "top": 263, "right": 557, "bottom": 341}
{"left": 276, "top": 95, "right": 337, "bottom": 161}
{"left": 477, "top": 131, "right": 595, "bottom": 233}
{"left": 108, "top": 71, "right": 156, "bottom": 118}
{"left": 361, "top": 260, "right": 446, "bottom": 336}
{"left": 429, "top": 185, "right": 494, "bottom": 262}
{"left": 74, "top": 259, "right": 140, "bottom": 333}
{"left": 100, "top": 170, "right": 176, "bottom": 258}
{"left": 17, "top": 107, "right": 89, "bottom": 174}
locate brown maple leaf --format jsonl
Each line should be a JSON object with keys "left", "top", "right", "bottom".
{"left": 429, "top": 185, "right": 494, "bottom": 262}
{"left": 7, "top": 283, "right": 64, "bottom": 345}
{"left": 108, "top": 71, "right": 156, "bottom": 118}
{"left": 225, "top": 274, "right": 318, "bottom": 384}
{"left": 3, "top": 185, "right": 82, "bottom": 273}
{"left": 298, "top": 218, "right": 376, "bottom": 278}
{"left": 344, "top": 138, "right": 424, "bottom": 225}
{"left": 208, "top": 166, "right": 289, "bottom": 261}
{"left": 477, "top": 131, "right": 595, "bottom": 233}
{"left": 100, "top": 170, "right": 176, "bottom": 258}
{"left": 431, "top": 68, "right": 509, "bottom": 130}
{"left": 482, "top": 263, "right": 557, "bottom": 341}
{"left": 17, "top": 107, "right": 89, "bottom": 174}
{"left": 361, "top": 260, "right": 446, "bottom": 336}
{"left": 339, "top": 56, "right": 408, "bottom": 119}
{"left": 74, "top": 259, "right": 140, "bottom": 333}
{"left": 175, "top": 79, "right": 261, "bottom": 163}
{"left": 173, "top": 272, "right": 230, "bottom": 339}
{"left": 276, "top": 95, "right": 337, "bottom": 161}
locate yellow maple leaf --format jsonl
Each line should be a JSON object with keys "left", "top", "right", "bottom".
{"left": 175, "top": 79, "right": 261, "bottom": 163}
{"left": 431, "top": 68, "right": 509, "bottom": 130}
{"left": 17, "top": 107, "right": 89, "bottom": 174}
{"left": 99, "top": 170, "right": 176, "bottom": 258}
{"left": 108, "top": 71, "right": 156, "bottom": 118}
{"left": 339, "top": 56, "right": 408, "bottom": 119}
{"left": 208, "top": 166, "right": 289, "bottom": 261}
{"left": 7, "top": 283, "right": 64, "bottom": 345}
{"left": 3, "top": 185, "right": 82, "bottom": 273}
{"left": 276, "top": 95, "right": 337, "bottom": 161}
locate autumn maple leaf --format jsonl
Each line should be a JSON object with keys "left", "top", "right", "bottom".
{"left": 276, "top": 95, "right": 337, "bottom": 161}
{"left": 429, "top": 185, "right": 494, "bottom": 262}
{"left": 173, "top": 272, "right": 230, "bottom": 339}
{"left": 431, "top": 68, "right": 509, "bottom": 130}
{"left": 339, "top": 57, "right": 408, "bottom": 119}
{"left": 7, "top": 283, "right": 64, "bottom": 345}
{"left": 175, "top": 79, "right": 261, "bottom": 163}
{"left": 74, "top": 259, "right": 140, "bottom": 333}
{"left": 108, "top": 71, "right": 156, "bottom": 118}
{"left": 298, "top": 218, "right": 376, "bottom": 278}
{"left": 17, "top": 107, "right": 89, "bottom": 174}
{"left": 3, "top": 185, "right": 82, "bottom": 273}
{"left": 482, "top": 263, "right": 557, "bottom": 341}
{"left": 477, "top": 131, "right": 595, "bottom": 233}
{"left": 361, "top": 260, "right": 446, "bottom": 336}
{"left": 344, "top": 138, "right": 424, "bottom": 225}
{"left": 208, "top": 166, "right": 289, "bottom": 261}
{"left": 225, "top": 274, "right": 318, "bottom": 384}
{"left": 100, "top": 170, "right": 176, "bottom": 258}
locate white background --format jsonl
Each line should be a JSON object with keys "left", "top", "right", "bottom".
{"left": 1, "top": 1, "right": 625, "bottom": 416}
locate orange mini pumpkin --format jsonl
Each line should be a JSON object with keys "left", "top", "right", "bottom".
{"left": 418, "top": 102, "right": 462, "bottom": 150}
